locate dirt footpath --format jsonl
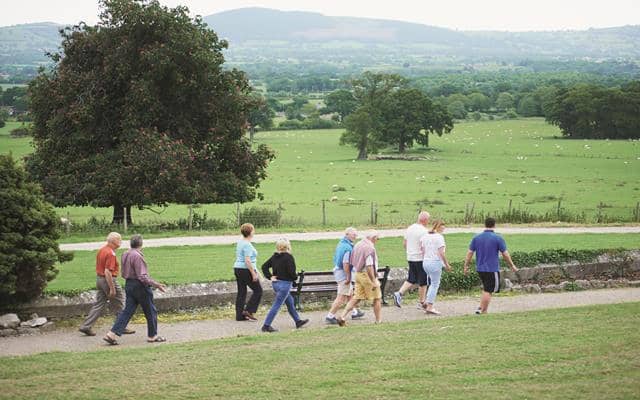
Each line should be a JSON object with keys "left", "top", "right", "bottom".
{"left": 1, "top": 287, "right": 638, "bottom": 358}
{"left": 61, "top": 226, "right": 640, "bottom": 251}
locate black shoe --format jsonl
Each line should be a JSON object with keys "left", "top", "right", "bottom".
{"left": 261, "top": 325, "right": 277, "bottom": 333}
{"left": 295, "top": 319, "right": 309, "bottom": 329}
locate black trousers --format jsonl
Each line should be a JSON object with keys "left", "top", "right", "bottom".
{"left": 234, "top": 268, "right": 263, "bottom": 320}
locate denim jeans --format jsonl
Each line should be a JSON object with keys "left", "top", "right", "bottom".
{"left": 422, "top": 260, "right": 444, "bottom": 304}
{"left": 111, "top": 279, "right": 158, "bottom": 337}
{"left": 263, "top": 280, "right": 300, "bottom": 327}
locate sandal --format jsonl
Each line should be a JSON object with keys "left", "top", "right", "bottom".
{"left": 102, "top": 335, "right": 118, "bottom": 345}
{"left": 426, "top": 309, "right": 442, "bottom": 315}
{"left": 147, "top": 336, "right": 167, "bottom": 343}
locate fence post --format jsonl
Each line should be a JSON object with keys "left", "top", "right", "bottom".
{"left": 557, "top": 199, "right": 562, "bottom": 221}
{"left": 188, "top": 205, "right": 193, "bottom": 231}
{"left": 635, "top": 202, "right": 640, "bottom": 223}
{"left": 596, "top": 202, "right": 603, "bottom": 223}
{"left": 66, "top": 211, "right": 71, "bottom": 236}
{"left": 374, "top": 202, "right": 378, "bottom": 225}
{"left": 236, "top": 203, "right": 241, "bottom": 226}
{"left": 322, "top": 200, "right": 326, "bottom": 226}
{"left": 370, "top": 202, "right": 374, "bottom": 225}
{"left": 123, "top": 206, "right": 128, "bottom": 235}
{"left": 507, "top": 199, "right": 512, "bottom": 217}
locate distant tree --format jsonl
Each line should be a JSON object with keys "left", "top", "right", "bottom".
{"left": 446, "top": 93, "right": 469, "bottom": 109}
{"left": 247, "top": 96, "right": 275, "bottom": 141}
{"left": 545, "top": 83, "right": 640, "bottom": 139}
{"left": 341, "top": 106, "right": 378, "bottom": 160}
{"left": 517, "top": 95, "right": 541, "bottom": 117}
{"left": 467, "top": 92, "right": 491, "bottom": 112}
{"left": 285, "top": 104, "right": 303, "bottom": 120}
{"left": 0, "top": 154, "right": 73, "bottom": 304}
{"left": 0, "top": 108, "right": 9, "bottom": 128}
{"left": 472, "top": 111, "right": 482, "bottom": 121}
{"left": 323, "top": 89, "right": 357, "bottom": 121}
{"left": 379, "top": 88, "right": 453, "bottom": 152}
{"left": 447, "top": 100, "right": 467, "bottom": 119}
{"left": 27, "top": 0, "right": 274, "bottom": 224}
{"left": 496, "top": 92, "right": 515, "bottom": 111}
{"left": 266, "top": 97, "right": 283, "bottom": 112}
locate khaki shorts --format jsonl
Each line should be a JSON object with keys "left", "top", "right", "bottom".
{"left": 336, "top": 280, "right": 352, "bottom": 296}
{"left": 353, "top": 271, "right": 382, "bottom": 301}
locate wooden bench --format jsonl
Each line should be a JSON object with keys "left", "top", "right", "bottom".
{"left": 290, "top": 266, "right": 391, "bottom": 311}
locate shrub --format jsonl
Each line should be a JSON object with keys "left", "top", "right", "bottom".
{"left": 237, "top": 206, "right": 282, "bottom": 228}
{"left": 0, "top": 154, "right": 73, "bottom": 304}
{"left": 10, "top": 127, "right": 31, "bottom": 137}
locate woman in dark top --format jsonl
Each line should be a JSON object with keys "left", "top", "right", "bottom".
{"left": 260, "top": 238, "right": 309, "bottom": 332}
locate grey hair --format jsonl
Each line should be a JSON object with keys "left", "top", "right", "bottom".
{"left": 106, "top": 232, "right": 121, "bottom": 243}
{"left": 130, "top": 234, "right": 143, "bottom": 249}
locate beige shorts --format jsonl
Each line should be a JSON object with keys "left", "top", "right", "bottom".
{"left": 353, "top": 271, "right": 382, "bottom": 301}
{"left": 336, "top": 280, "right": 352, "bottom": 296}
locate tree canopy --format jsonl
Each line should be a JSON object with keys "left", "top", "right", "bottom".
{"left": 27, "top": 0, "right": 274, "bottom": 223}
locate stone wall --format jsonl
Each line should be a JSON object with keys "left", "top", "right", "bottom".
{"left": 10, "top": 252, "right": 640, "bottom": 319}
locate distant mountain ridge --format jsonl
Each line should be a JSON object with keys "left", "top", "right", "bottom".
{"left": 0, "top": 7, "right": 638, "bottom": 66}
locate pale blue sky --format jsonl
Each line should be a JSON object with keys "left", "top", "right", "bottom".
{"left": 2, "top": 0, "right": 639, "bottom": 31}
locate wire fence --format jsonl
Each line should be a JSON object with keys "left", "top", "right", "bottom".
{"left": 60, "top": 199, "right": 640, "bottom": 236}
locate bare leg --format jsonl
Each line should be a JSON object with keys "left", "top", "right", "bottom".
{"left": 480, "top": 291, "right": 492, "bottom": 313}
{"left": 340, "top": 298, "right": 360, "bottom": 320}
{"left": 418, "top": 285, "right": 427, "bottom": 304}
{"left": 372, "top": 299, "right": 382, "bottom": 323}
{"left": 328, "top": 294, "right": 348, "bottom": 315}
{"left": 398, "top": 281, "right": 416, "bottom": 295}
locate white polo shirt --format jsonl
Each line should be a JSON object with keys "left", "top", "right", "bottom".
{"left": 405, "top": 223, "right": 428, "bottom": 262}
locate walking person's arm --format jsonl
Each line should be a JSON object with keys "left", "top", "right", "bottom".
{"left": 134, "top": 255, "right": 166, "bottom": 292}
{"left": 366, "top": 265, "right": 380, "bottom": 287}
{"left": 463, "top": 250, "right": 474, "bottom": 276}
{"left": 245, "top": 256, "right": 258, "bottom": 282}
{"left": 501, "top": 251, "right": 518, "bottom": 272}
{"left": 261, "top": 257, "right": 274, "bottom": 281}
{"left": 438, "top": 247, "right": 452, "bottom": 272}
{"left": 104, "top": 269, "right": 116, "bottom": 298}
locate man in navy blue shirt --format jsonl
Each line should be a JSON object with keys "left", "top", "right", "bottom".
{"left": 463, "top": 218, "right": 518, "bottom": 314}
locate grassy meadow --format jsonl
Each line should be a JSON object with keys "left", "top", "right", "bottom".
{"left": 47, "top": 232, "right": 640, "bottom": 293}
{"left": 2, "top": 118, "right": 639, "bottom": 232}
{"left": 2, "top": 302, "right": 639, "bottom": 399}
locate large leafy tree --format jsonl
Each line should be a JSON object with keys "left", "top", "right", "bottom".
{"left": 379, "top": 88, "right": 453, "bottom": 152}
{"left": 27, "top": 0, "right": 274, "bottom": 223}
{"left": 247, "top": 95, "right": 274, "bottom": 142}
{"left": 0, "top": 154, "right": 73, "bottom": 304}
{"left": 323, "top": 89, "right": 357, "bottom": 122}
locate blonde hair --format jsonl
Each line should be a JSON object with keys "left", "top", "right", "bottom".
{"left": 275, "top": 238, "right": 291, "bottom": 253}
{"left": 429, "top": 219, "right": 445, "bottom": 234}
{"left": 106, "top": 232, "right": 121, "bottom": 243}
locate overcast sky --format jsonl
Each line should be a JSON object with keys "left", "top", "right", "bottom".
{"left": 2, "top": 0, "right": 639, "bottom": 31}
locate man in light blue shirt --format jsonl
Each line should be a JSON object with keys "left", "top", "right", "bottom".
{"left": 464, "top": 218, "right": 518, "bottom": 314}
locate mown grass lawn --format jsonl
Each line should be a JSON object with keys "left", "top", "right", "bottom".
{"left": 1, "top": 302, "right": 639, "bottom": 399}
{"left": 3, "top": 118, "right": 639, "bottom": 231}
{"left": 47, "top": 232, "right": 640, "bottom": 293}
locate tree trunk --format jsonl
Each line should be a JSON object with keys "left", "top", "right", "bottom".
{"left": 424, "top": 133, "right": 429, "bottom": 148}
{"left": 249, "top": 127, "right": 255, "bottom": 143}
{"left": 399, "top": 140, "right": 405, "bottom": 153}
{"left": 357, "top": 147, "right": 367, "bottom": 160}
{"left": 112, "top": 204, "right": 133, "bottom": 225}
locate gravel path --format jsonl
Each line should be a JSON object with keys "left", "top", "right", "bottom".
{"left": 61, "top": 226, "right": 640, "bottom": 251}
{"left": 2, "top": 287, "right": 638, "bottom": 358}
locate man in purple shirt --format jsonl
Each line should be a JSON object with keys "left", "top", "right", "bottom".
{"left": 103, "top": 234, "right": 166, "bottom": 345}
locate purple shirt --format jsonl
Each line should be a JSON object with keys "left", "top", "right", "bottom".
{"left": 121, "top": 248, "right": 158, "bottom": 287}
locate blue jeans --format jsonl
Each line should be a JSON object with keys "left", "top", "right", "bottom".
{"left": 112, "top": 279, "right": 158, "bottom": 337}
{"left": 263, "top": 280, "right": 300, "bottom": 327}
{"left": 423, "top": 260, "right": 443, "bottom": 304}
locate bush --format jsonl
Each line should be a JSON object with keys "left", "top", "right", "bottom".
{"left": 0, "top": 154, "right": 73, "bottom": 304}
{"left": 505, "top": 109, "right": 519, "bottom": 119}
{"left": 278, "top": 119, "right": 303, "bottom": 129}
{"left": 471, "top": 112, "right": 482, "bottom": 121}
{"left": 10, "top": 127, "right": 31, "bottom": 137}
{"left": 237, "top": 206, "right": 282, "bottom": 228}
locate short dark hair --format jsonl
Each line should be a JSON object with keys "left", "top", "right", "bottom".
{"left": 130, "top": 234, "right": 143, "bottom": 248}
{"left": 485, "top": 217, "right": 496, "bottom": 228}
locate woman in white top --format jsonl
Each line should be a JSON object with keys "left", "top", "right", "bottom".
{"left": 420, "top": 220, "right": 452, "bottom": 315}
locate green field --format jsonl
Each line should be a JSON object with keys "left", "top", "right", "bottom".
{"left": 47, "top": 232, "right": 640, "bottom": 293}
{"left": 2, "top": 119, "right": 640, "bottom": 231}
{"left": 0, "top": 120, "right": 31, "bottom": 159}
{"left": 2, "top": 302, "right": 639, "bottom": 399}
{"left": 0, "top": 83, "right": 27, "bottom": 90}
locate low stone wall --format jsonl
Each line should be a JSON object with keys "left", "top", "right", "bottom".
{"left": 11, "top": 252, "right": 640, "bottom": 319}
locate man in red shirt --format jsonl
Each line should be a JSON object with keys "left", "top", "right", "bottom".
{"left": 79, "top": 232, "right": 134, "bottom": 336}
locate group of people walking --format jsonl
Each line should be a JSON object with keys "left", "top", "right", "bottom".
{"left": 79, "top": 211, "right": 518, "bottom": 344}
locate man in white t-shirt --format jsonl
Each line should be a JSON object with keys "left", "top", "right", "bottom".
{"left": 393, "top": 211, "right": 430, "bottom": 308}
